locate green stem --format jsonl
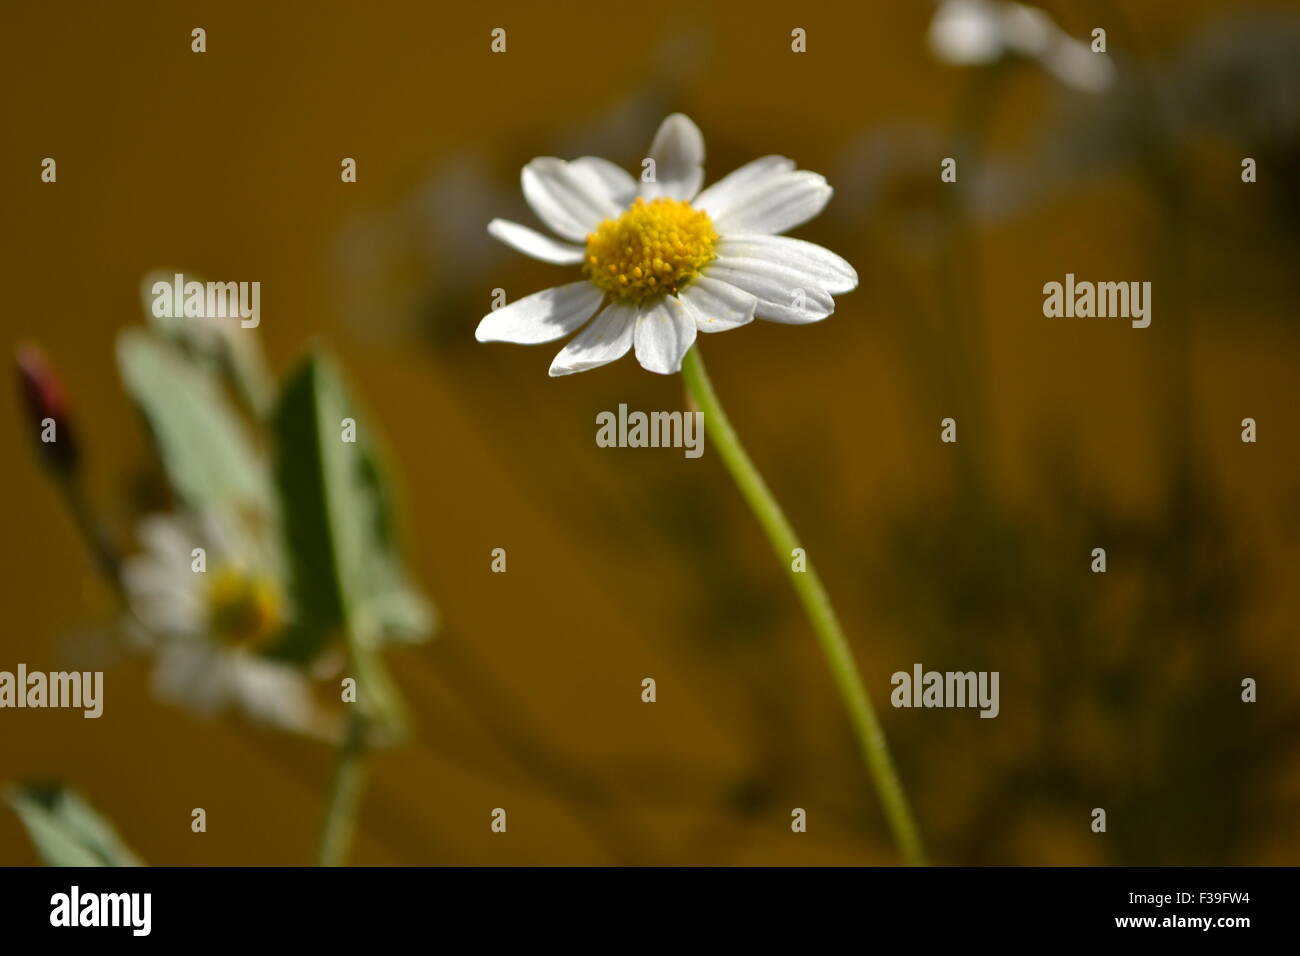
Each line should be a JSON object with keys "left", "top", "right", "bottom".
{"left": 56, "top": 472, "right": 126, "bottom": 602}
{"left": 681, "top": 345, "right": 927, "bottom": 866}
{"left": 316, "top": 711, "right": 369, "bottom": 866}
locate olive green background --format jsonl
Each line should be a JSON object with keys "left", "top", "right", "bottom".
{"left": 2, "top": 0, "right": 1297, "bottom": 865}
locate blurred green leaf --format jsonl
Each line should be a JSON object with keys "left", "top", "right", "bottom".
{"left": 5, "top": 784, "right": 143, "bottom": 867}
{"left": 139, "top": 270, "right": 275, "bottom": 419}
{"left": 116, "top": 329, "right": 272, "bottom": 518}
{"left": 270, "top": 350, "right": 433, "bottom": 735}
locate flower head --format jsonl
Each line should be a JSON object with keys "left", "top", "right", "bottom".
{"left": 122, "top": 510, "right": 333, "bottom": 738}
{"left": 476, "top": 114, "right": 858, "bottom": 376}
{"left": 927, "top": 0, "right": 1116, "bottom": 93}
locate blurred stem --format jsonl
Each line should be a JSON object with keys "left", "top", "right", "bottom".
{"left": 680, "top": 346, "right": 927, "bottom": 866}
{"left": 54, "top": 472, "right": 125, "bottom": 601}
{"left": 316, "top": 710, "right": 369, "bottom": 866}
{"left": 345, "top": 634, "right": 411, "bottom": 743}
{"left": 937, "top": 63, "right": 1006, "bottom": 503}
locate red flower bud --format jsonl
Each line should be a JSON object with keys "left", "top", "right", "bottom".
{"left": 15, "top": 344, "right": 79, "bottom": 475}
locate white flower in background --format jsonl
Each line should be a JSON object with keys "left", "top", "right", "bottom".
{"left": 122, "top": 512, "right": 329, "bottom": 738}
{"left": 928, "top": 0, "right": 1116, "bottom": 93}
{"left": 476, "top": 113, "right": 858, "bottom": 376}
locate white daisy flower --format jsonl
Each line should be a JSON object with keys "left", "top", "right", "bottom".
{"left": 122, "top": 511, "right": 331, "bottom": 738}
{"left": 475, "top": 113, "right": 859, "bottom": 376}
{"left": 928, "top": 0, "right": 1116, "bottom": 93}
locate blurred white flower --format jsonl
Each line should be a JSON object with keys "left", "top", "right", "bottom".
{"left": 122, "top": 512, "right": 330, "bottom": 738}
{"left": 476, "top": 113, "right": 858, "bottom": 377}
{"left": 928, "top": 0, "right": 1116, "bottom": 92}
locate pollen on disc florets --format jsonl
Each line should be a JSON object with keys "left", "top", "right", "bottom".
{"left": 584, "top": 197, "right": 719, "bottom": 302}
{"left": 206, "top": 564, "right": 284, "bottom": 650}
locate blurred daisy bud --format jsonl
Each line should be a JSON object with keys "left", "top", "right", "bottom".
{"left": 15, "top": 343, "right": 80, "bottom": 475}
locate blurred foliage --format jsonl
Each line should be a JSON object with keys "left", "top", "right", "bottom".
{"left": 6, "top": 784, "right": 142, "bottom": 867}
{"left": 272, "top": 353, "right": 434, "bottom": 735}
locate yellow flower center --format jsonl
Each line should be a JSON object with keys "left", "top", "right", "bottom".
{"left": 206, "top": 565, "right": 283, "bottom": 650}
{"left": 584, "top": 197, "right": 718, "bottom": 303}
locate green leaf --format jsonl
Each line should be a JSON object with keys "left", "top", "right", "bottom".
{"left": 5, "top": 784, "right": 144, "bottom": 867}
{"left": 270, "top": 350, "right": 433, "bottom": 735}
{"left": 116, "top": 329, "right": 272, "bottom": 518}
{"left": 139, "top": 270, "right": 275, "bottom": 419}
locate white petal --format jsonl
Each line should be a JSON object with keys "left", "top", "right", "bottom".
{"left": 476, "top": 281, "right": 604, "bottom": 344}
{"left": 151, "top": 643, "right": 229, "bottom": 715}
{"left": 549, "top": 301, "right": 637, "bottom": 376}
{"left": 928, "top": 0, "right": 1005, "bottom": 65}
{"left": 229, "top": 656, "right": 318, "bottom": 732}
{"left": 708, "top": 170, "right": 833, "bottom": 235}
{"left": 522, "top": 158, "right": 621, "bottom": 242}
{"left": 703, "top": 257, "right": 834, "bottom": 324}
{"left": 999, "top": 3, "right": 1054, "bottom": 56}
{"left": 641, "top": 113, "right": 705, "bottom": 201}
{"left": 121, "top": 558, "right": 202, "bottom": 637}
{"left": 692, "top": 156, "right": 795, "bottom": 220}
{"left": 125, "top": 588, "right": 202, "bottom": 637}
{"left": 488, "top": 218, "right": 585, "bottom": 265}
{"left": 570, "top": 157, "right": 639, "bottom": 208}
{"left": 197, "top": 512, "right": 241, "bottom": 564}
{"left": 1041, "top": 37, "right": 1116, "bottom": 93}
{"left": 717, "top": 235, "right": 858, "bottom": 294}
{"left": 634, "top": 296, "right": 697, "bottom": 374}
{"left": 136, "top": 514, "right": 193, "bottom": 565}
{"left": 678, "top": 276, "right": 756, "bottom": 333}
